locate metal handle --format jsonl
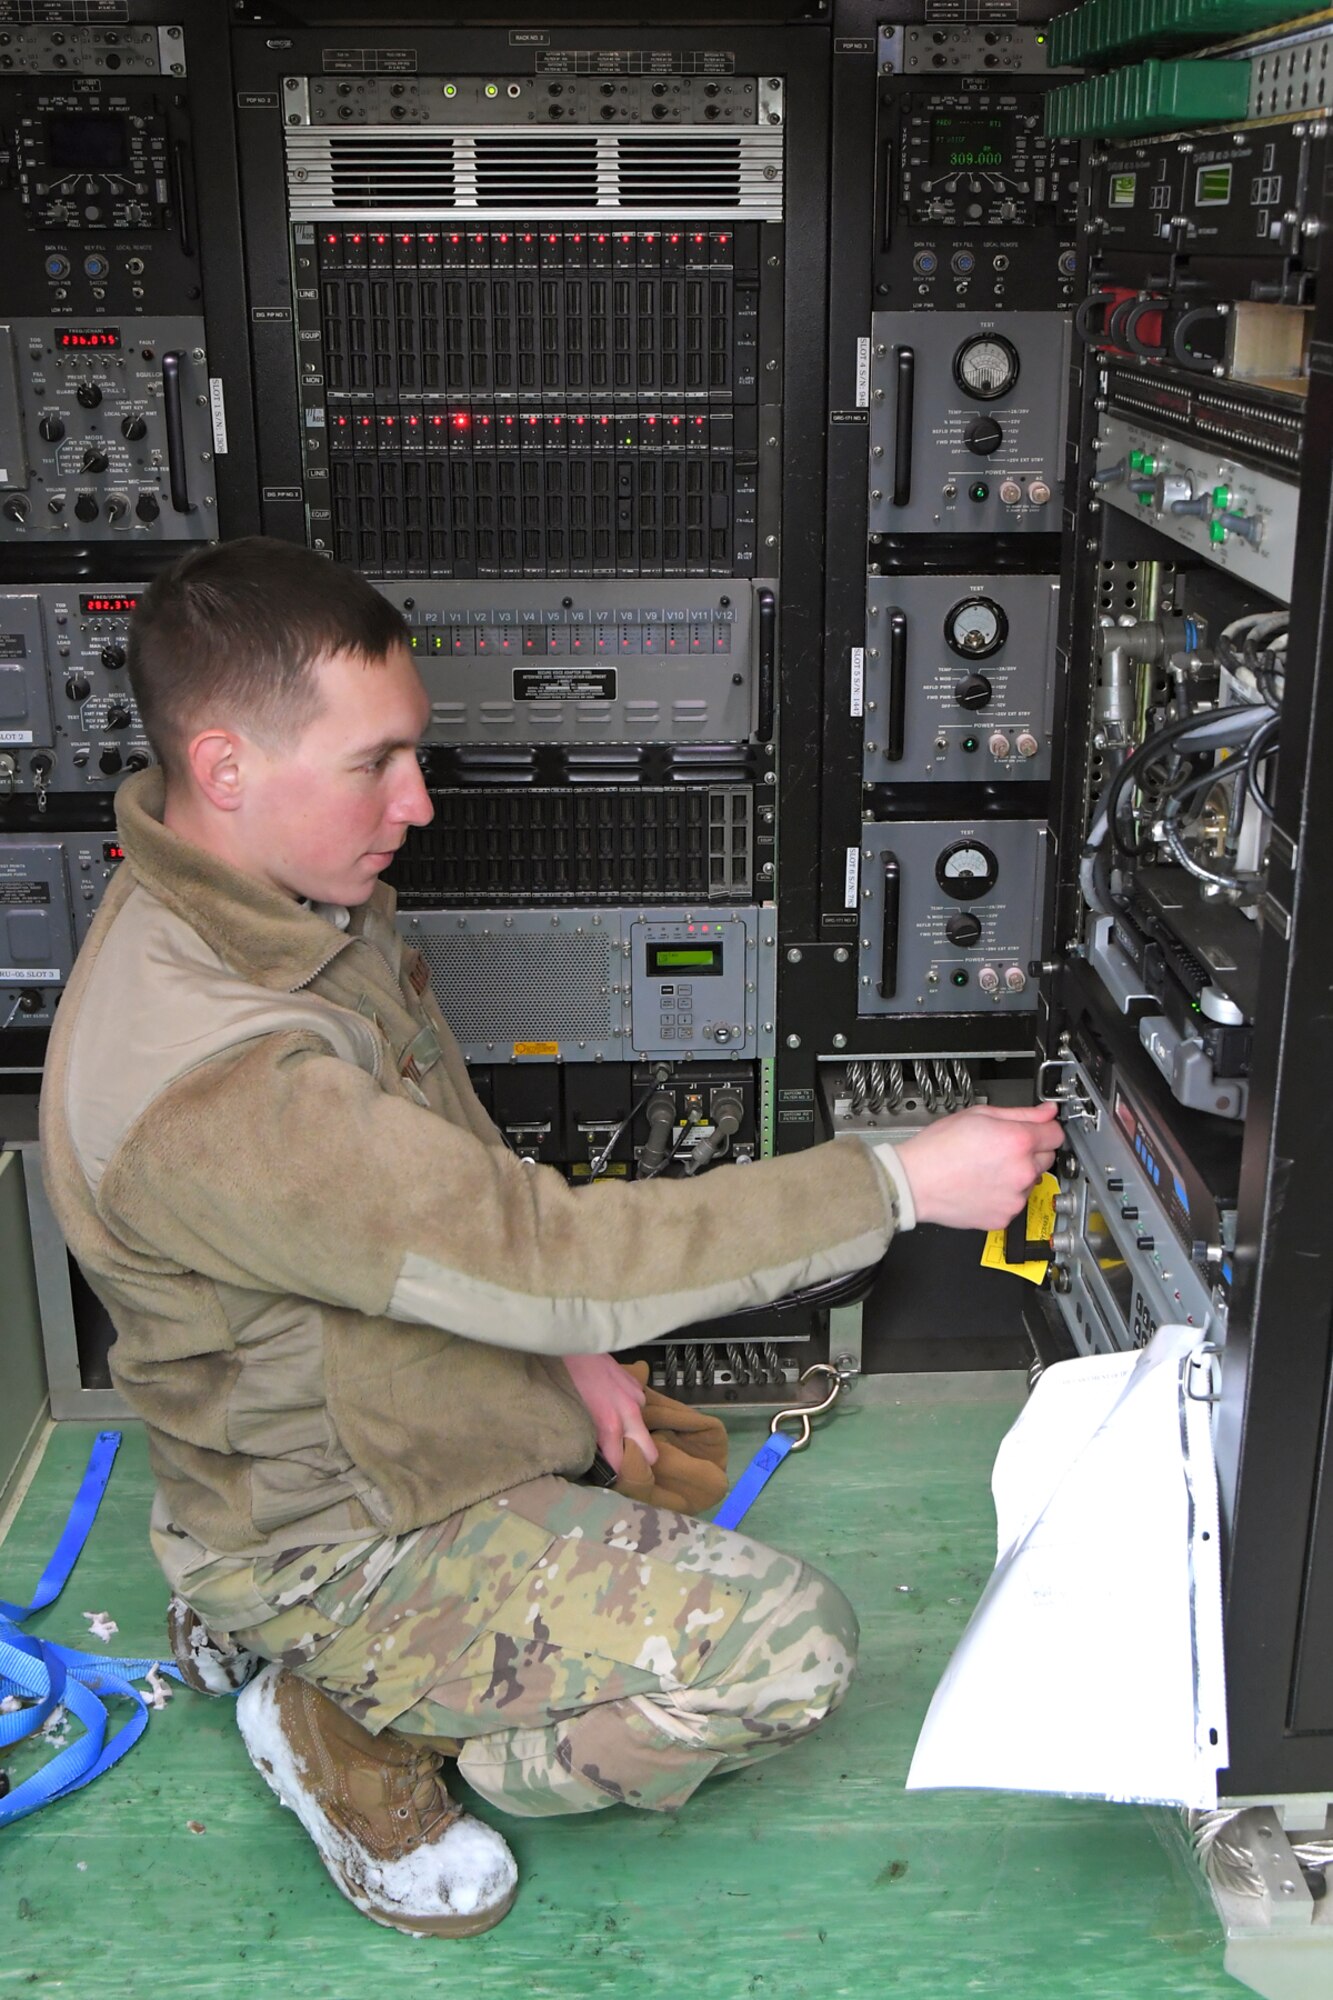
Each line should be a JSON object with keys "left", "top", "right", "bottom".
{"left": 891, "top": 347, "right": 914, "bottom": 507}
{"left": 161, "top": 352, "right": 194, "bottom": 515}
{"left": 1122, "top": 297, "right": 1167, "bottom": 360}
{"left": 885, "top": 608, "right": 906, "bottom": 762}
{"left": 755, "top": 586, "right": 775, "bottom": 742}
{"left": 879, "top": 852, "right": 900, "bottom": 1000}
{"left": 1170, "top": 302, "right": 1228, "bottom": 373}
{"left": 171, "top": 139, "right": 195, "bottom": 260}
{"left": 1073, "top": 289, "right": 1116, "bottom": 343}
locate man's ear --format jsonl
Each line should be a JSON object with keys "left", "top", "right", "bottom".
{"left": 184, "top": 727, "right": 248, "bottom": 813}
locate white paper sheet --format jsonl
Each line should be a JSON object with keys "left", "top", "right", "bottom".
{"left": 906, "top": 1323, "right": 1227, "bottom": 1809}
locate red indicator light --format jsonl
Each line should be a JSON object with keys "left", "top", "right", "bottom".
{"left": 453, "top": 413, "right": 469, "bottom": 427}
{"left": 325, "top": 234, "right": 337, "bottom": 245}
{"left": 553, "top": 415, "right": 562, "bottom": 425}
{"left": 671, "top": 416, "right": 681, "bottom": 427}
{"left": 572, "top": 233, "right": 582, "bottom": 243}
{"left": 694, "top": 233, "right": 704, "bottom": 244}
{"left": 432, "top": 415, "right": 444, "bottom": 426}
{"left": 351, "top": 233, "right": 363, "bottom": 243}
{"left": 499, "top": 233, "right": 509, "bottom": 243}
{"left": 597, "top": 233, "right": 606, "bottom": 244}
{"left": 647, "top": 416, "right": 657, "bottom": 426}
{"left": 547, "top": 233, "right": 558, "bottom": 243}
{"left": 385, "top": 416, "right": 395, "bottom": 426}
{"left": 646, "top": 233, "right": 656, "bottom": 243}
{"left": 523, "top": 232, "right": 533, "bottom": 242}
{"left": 451, "top": 234, "right": 461, "bottom": 244}
{"left": 576, "top": 415, "right": 586, "bottom": 426}
{"left": 425, "top": 234, "right": 437, "bottom": 243}
{"left": 375, "top": 234, "right": 386, "bottom": 244}
{"left": 505, "top": 416, "right": 515, "bottom": 426}
{"left": 719, "top": 234, "right": 730, "bottom": 244}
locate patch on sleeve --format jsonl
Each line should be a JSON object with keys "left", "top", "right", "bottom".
{"left": 405, "top": 949, "right": 431, "bottom": 998}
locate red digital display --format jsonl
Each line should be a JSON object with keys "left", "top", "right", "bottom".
{"left": 56, "top": 327, "right": 121, "bottom": 350}
{"left": 103, "top": 842, "right": 125, "bottom": 864}
{"left": 80, "top": 594, "right": 139, "bottom": 615}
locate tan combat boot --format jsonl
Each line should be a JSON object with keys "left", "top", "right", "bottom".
{"left": 166, "top": 1594, "right": 261, "bottom": 1694}
{"left": 236, "top": 1662, "right": 517, "bottom": 1937}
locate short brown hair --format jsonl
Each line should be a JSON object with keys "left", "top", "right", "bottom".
{"left": 127, "top": 537, "right": 409, "bottom": 779}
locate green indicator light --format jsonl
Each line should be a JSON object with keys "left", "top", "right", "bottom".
{"left": 1129, "top": 450, "right": 1145, "bottom": 471}
{"left": 443, "top": 83, "right": 457, "bottom": 97}
{"left": 1210, "top": 521, "right": 1228, "bottom": 544}
{"left": 951, "top": 969, "right": 970, "bottom": 987}
{"left": 1142, "top": 456, "right": 1157, "bottom": 476}
{"left": 1136, "top": 491, "right": 1154, "bottom": 506}
{"left": 962, "top": 736, "right": 979, "bottom": 753}
{"left": 1212, "top": 485, "right": 1231, "bottom": 507}
{"left": 485, "top": 83, "right": 499, "bottom": 98}
{"left": 969, "top": 481, "right": 989, "bottom": 503}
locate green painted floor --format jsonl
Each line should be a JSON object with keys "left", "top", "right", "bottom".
{"left": 0, "top": 1387, "right": 1242, "bottom": 2000}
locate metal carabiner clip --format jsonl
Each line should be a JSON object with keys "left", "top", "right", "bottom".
{"left": 769, "top": 1362, "right": 845, "bottom": 1454}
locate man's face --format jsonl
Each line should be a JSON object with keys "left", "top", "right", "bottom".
{"left": 238, "top": 641, "right": 434, "bottom": 907}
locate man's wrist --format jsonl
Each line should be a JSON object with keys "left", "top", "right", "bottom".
{"left": 870, "top": 1139, "right": 917, "bottom": 1232}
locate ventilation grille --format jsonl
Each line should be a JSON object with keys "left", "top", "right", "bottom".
{"left": 286, "top": 126, "right": 783, "bottom": 219}
{"left": 413, "top": 930, "right": 615, "bottom": 1043}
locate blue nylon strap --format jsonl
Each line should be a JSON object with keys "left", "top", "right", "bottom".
{"left": 711, "top": 1432, "right": 795, "bottom": 1531}
{"left": 0, "top": 1429, "right": 122, "bottom": 1622}
{"left": 0, "top": 1430, "right": 184, "bottom": 1827}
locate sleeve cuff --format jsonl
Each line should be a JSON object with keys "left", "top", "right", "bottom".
{"left": 871, "top": 1139, "right": 917, "bottom": 1232}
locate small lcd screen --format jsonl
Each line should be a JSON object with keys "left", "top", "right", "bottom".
{"left": 647, "top": 943, "right": 724, "bottom": 976}
{"left": 58, "top": 328, "right": 121, "bottom": 350}
{"left": 1109, "top": 173, "right": 1138, "bottom": 208}
{"left": 103, "top": 841, "right": 125, "bottom": 864}
{"left": 1195, "top": 163, "right": 1233, "bottom": 207}
{"left": 45, "top": 112, "right": 130, "bottom": 175}
{"left": 80, "top": 594, "right": 138, "bottom": 615}
{"left": 929, "top": 114, "right": 1008, "bottom": 170}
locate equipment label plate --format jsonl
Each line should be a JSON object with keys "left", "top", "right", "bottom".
{"left": 513, "top": 667, "right": 617, "bottom": 702}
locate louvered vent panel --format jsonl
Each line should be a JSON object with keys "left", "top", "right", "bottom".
{"left": 286, "top": 128, "right": 782, "bottom": 219}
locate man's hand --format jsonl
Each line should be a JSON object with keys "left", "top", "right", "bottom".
{"left": 560, "top": 1352, "right": 660, "bottom": 1474}
{"left": 891, "top": 1101, "right": 1061, "bottom": 1231}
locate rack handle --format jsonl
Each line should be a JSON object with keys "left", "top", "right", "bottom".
{"left": 885, "top": 609, "right": 907, "bottom": 762}
{"left": 755, "top": 587, "right": 775, "bottom": 743}
{"left": 161, "top": 352, "right": 195, "bottom": 515}
{"left": 891, "top": 347, "right": 914, "bottom": 508}
{"left": 879, "top": 853, "right": 900, "bottom": 1000}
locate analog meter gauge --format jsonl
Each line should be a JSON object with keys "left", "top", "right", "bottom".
{"left": 944, "top": 596, "right": 1008, "bottom": 658}
{"left": 953, "top": 334, "right": 1020, "bottom": 401}
{"left": 935, "top": 837, "right": 1000, "bottom": 901}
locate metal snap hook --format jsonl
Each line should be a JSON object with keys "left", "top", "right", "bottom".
{"left": 770, "top": 1361, "right": 844, "bottom": 1453}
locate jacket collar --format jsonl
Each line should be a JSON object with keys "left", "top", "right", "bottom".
{"left": 114, "top": 767, "right": 383, "bottom": 992}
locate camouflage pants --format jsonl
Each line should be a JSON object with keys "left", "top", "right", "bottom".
{"left": 225, "top": 1473, "right": 859, "bottom": 1818}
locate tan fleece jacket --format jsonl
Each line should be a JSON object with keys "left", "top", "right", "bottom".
{"left": 39, "top": 770, "right": 901, "bottom": 1560}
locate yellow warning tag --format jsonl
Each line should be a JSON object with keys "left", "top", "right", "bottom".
{"left": 980, "top": 1171, "right": 1059, "bottom": 1286}
{"left": 513, "top": 1041, "right": 560, "bottom": 1057}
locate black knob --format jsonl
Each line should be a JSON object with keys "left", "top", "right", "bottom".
{"left": 135, "top": 492, "right": 160, "bottom": 523}
{"left": 954, "top": 673, "right": 994, "bottom": 710}
{"left": 125, "top": 751, "right": 150, "bottom": 772}
{"left": 1106, "top": 1176, "right": 1123, "bottom": 1191}
{"left": 945, "top": 911, "right": 983, "bottom": 947}
{"left": 106, "top": 702, "right": 131, "bottom": 729}
{"left": 1136, "top": 1234, "right": 1155, "bottom": 1252}
{"left": 2, "top": 495, "right": 29, "bottom": 523}
{"left": 38, "top": 414, "right": 66, "bottom": 442}
{"left": 101, "top": 644, "right": 126, "bottom": 670}
{"left": 74, "top": 493, "right": 99, "bottom": 522}
{"left": 98, "top": 747, "right": 123, "bottom": 774}
{"left": 65, "top": 673, "right": 90, "bottom": 701}
{"left": 965, "top": 417, "right": 1004, "bottom": 455}
{"left": 81, "top": 447, "right": 109, "bottom": 474}
{"left": 76, "top": 381, "right": 102, "bottom": 409}
{"left": 1121, "top": 1205, "right": 1139, "bottom": 1220}
{"left": 120, "top": 414, "right": 147, "bottom": 442}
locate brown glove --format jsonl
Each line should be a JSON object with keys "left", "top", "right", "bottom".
{"left": 611, "top": 1360, "right": 730, "bottom": 1516}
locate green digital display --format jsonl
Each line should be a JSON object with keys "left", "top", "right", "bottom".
{"left": 929, "top": 113, "right": 1009, "bottom": 172}
{"left": 648, "top": 943, "right": 724, "bottom": 975}
{"left": 1109, "top": 173, "right": 1138, "bottom": 208}
{"left": 1195, "top": 163, "right": 1233, "bottom": 208}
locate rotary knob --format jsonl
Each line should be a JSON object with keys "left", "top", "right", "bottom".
{"left": 98, "top": 747, "right": 123, "bottom": 775}
{"left": 75, "top": 382, "right": 103, "bottom": 409}
{"left": 2, "top": 496, "right": 29, "bottom": 524}
{"left": 81, "top": 447, "right": 109, "bottom": 474}
{"left": 120, "top": 414, "right": 147, "bottom": 441}
{"left": 65, "top": 673, "right": 91, "bottom": 701}
{"left": 954, "top": 673, "right": 993, "bottom": 710}
{"left": 964, "top": 416, "right": 1004, "bottom": 456}
{"left": 74, "top": 493, "right": 100, "bottom": 522}
{"left": 945, "top": 911, "right": 983, "bottom": 947}
{"left": 135, "top": 492, "right": 160, "bottom": 523}
{"left": 38, "top": 414, "right": 66, "bottom": 442}
{"left": 101, "top": 644, "right": 126, "bottom": 670}
{"left": 106, "top": 701, "right": 132, "bottom": 730}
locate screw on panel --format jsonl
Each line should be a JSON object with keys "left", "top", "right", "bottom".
{"left": 786, "top": 1033, "right": 801, "bottom": 1049}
